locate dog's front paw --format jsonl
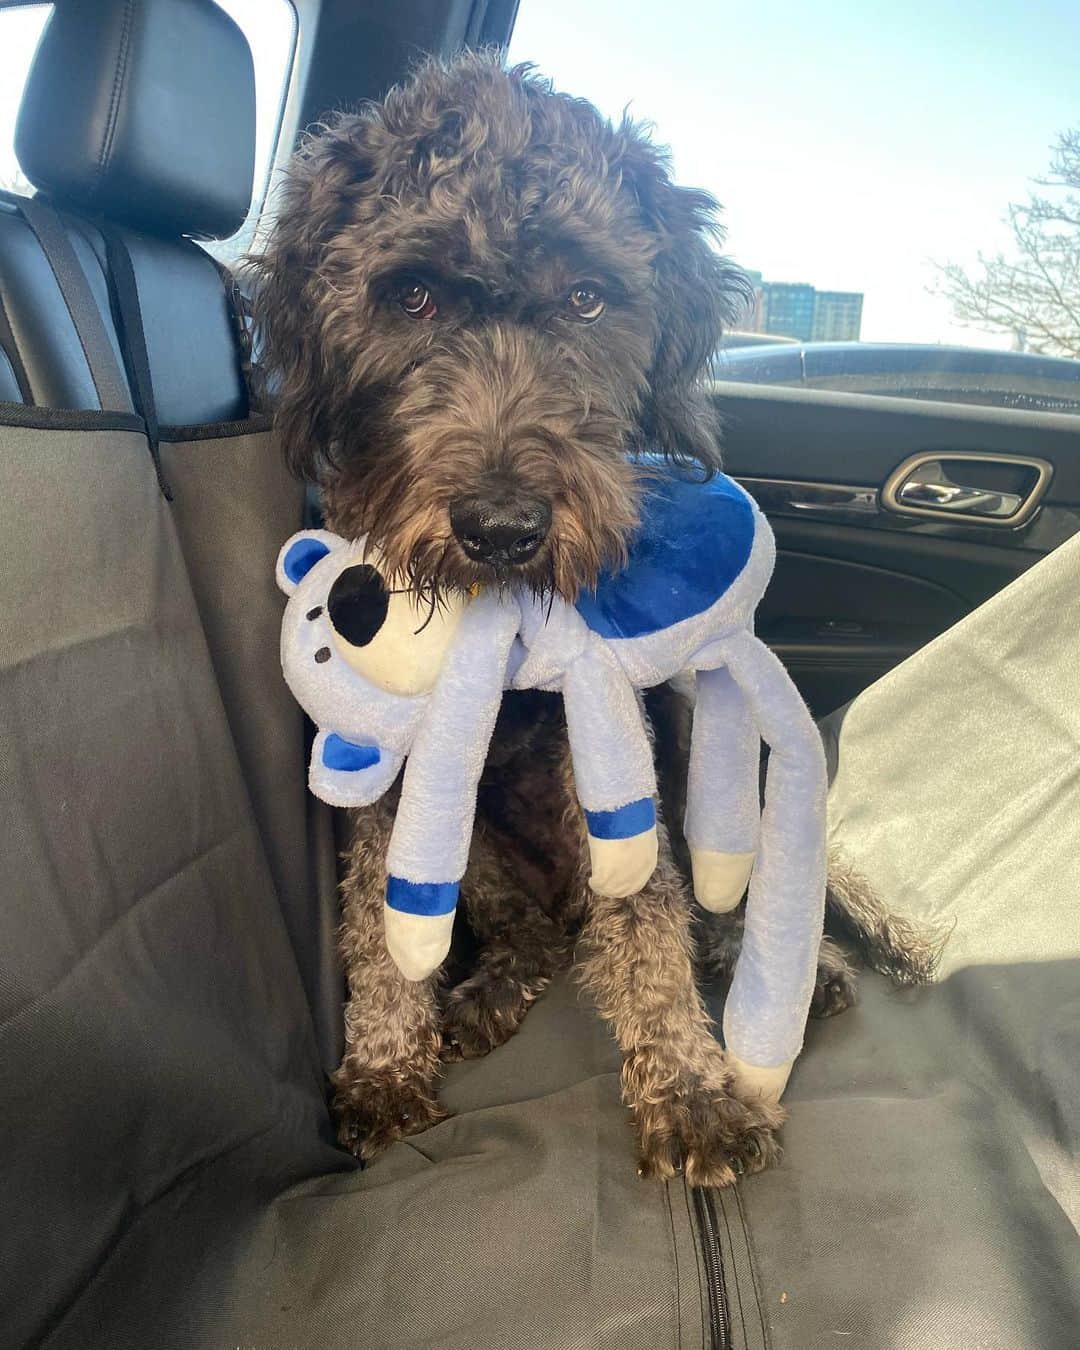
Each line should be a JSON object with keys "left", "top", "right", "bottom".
{"left": 632, "top": 1064, "right": 785, "bottom": 1188}
{"left": 809, "top": 936, "right": 858, "bottom": 1018}
{"left": 331, "top": 1070, "right": 446, "bottom": 1162}
{"left": 441, "top": 968, "right": 545, "bottom": 1061}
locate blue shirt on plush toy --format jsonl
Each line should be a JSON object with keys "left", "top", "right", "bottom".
{"left": 277, "top": 467, "right": 826, "bottom": 1103}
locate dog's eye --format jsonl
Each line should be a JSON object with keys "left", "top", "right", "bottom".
{"left": 399, "top": 280, "right": 438, "bottom": 320}
{"left": 566, "top": 284, "right": 605, "bottom": 322}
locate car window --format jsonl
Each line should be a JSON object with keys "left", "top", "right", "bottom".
{"left": 204, "top": 0, "right": 297, "bottom": 262}
{"left": 509, "top": 0, "right": 1080, "bottom": 412}
{"left": 0, "top": 3, "right": 51, "bottom": 197}
{"left": 0, "top": 0, "right": 296, "bottom": 260}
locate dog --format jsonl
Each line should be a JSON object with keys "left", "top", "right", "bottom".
{"left": 250, "top": 52, "right": 933, "bottom": 1185}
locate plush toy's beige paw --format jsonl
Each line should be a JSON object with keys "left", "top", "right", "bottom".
{"left": 588, "top": 827, "right": 659, "bottom": 897}
{"left": 724, "top": 1053, "right": 794, "bottom": 1105}
{"left": 690, "top": 848, "right": 756, "bottom": 913}
{"left": 383, "top": 905, "right": 454, "bottom": 982}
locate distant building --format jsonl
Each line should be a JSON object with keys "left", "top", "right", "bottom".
{"left": 760, "top": 282, "right": 817, "bottom": 341}
{"left": 811, "top": 291, "right": 864, "bottom": 341}
{"left": 747, "top": 277, "right": 864, "bottom": 342}
{"left": 743, "top": 269, "right": 764, "bottom": 330}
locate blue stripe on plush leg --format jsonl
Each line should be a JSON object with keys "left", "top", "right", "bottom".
{"left": 384, "top": 878, "right": 459, "bottom": 982}
{"left": 584, "top": 797, "right": 656, "bottom": 839}
{"left": 386, "top": 878, "right": 460, "bottom": 916}
{"left": 584, "top": 797, "right": 658, "bottom": 898}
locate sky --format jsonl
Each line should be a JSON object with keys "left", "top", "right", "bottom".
{"left": 508, "top": 0, "right": 1080, "bottom": 348}
{"left": 2, "top": 1, "right": 1076, "bottom": 349}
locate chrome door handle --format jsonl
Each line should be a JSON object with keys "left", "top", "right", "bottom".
{"left": 882, "top": 452, "right": 1053, "bottom": 527}
{"left": 896, "top": 476, "right": 1022, "bottom": 517}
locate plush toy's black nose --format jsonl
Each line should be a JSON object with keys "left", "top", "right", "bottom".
{"left": 450, "top": 493, "right": 552, "bottom": 566}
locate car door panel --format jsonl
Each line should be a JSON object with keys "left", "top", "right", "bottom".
{"left": 715, "top": 383, "right": 1080, "bottom": 715}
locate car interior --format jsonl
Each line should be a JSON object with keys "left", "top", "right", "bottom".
{"left": 0, "top": 2, "right": 1076, "bottom": 1348}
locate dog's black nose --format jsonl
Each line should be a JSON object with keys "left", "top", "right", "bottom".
{"left": 450, "top": 494, "right": 551, "bottom": 566}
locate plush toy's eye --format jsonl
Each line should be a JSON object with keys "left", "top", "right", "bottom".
{"left": 328, "top": 564, "right": 390, "bottom": 647}
{"left": 566, "top": 283, "right": 605, "bottom": 322}
{"left": 398, "top": 279, "right": 438, "bottom": 319}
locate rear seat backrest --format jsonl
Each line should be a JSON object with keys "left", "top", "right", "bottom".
{"left": 2, "top": 0, "right": 254, "bottom": 424}
{"left": 3, "top": 0, "right": 345, "bottom": 1073}
{"left": 0, "top": 4, "right": 346, "bottom": 1337}
{"left": 0, "top": 199, "right": 134, "bottom": 410}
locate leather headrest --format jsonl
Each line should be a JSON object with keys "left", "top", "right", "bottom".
{"left": 16, "top": 0, "right": 256, "bottom": 240}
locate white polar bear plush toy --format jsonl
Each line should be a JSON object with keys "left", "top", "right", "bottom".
{"left": 277, "top": 466, "right": 827, "bottom": 1101}
{"left": 276, "top": 530, "right": 519, "bottom": 983}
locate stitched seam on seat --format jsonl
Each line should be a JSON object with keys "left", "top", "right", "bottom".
{"left": 733, "top": 1184, "right": 771, "bottom": 1350}
{"left": 718, "top": 1188, "right": 749, "bottom": 1349}
{"left": 94, "top": 0, "right": 136, "bottom": 199}
{"left": 664, "top": 1183, "right": 683, "bottom": 1350}
{"left": 682, "top": 1177, "right": 708, "bottom": 1347}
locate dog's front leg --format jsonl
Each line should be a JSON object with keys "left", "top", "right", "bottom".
{"left": 331, "top": 799, "right": 446, "bottom": 1161}
{"left": 577, "top": 835, "right": 784, "bottom": 1187}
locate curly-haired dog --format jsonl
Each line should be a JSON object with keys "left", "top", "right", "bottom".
{"left": 251, "top": 53, "right": 925, "bottom": 1185}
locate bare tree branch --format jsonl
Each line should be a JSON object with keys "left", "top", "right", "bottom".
{"left": 932, "top": 128, "right": 1080, "bottom": 358}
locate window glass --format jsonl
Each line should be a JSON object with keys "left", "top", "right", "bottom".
{"left": 0, "top": 4, "right": 51, "bottom": 197}
{"left": 509, "top": 1, "right": 1080, "bottom": 410}
{"left": 0, "top": 1, "right": 296, "bottom": 259}
{"left": 205, "top": 0, "right": 297, "bottom": 261}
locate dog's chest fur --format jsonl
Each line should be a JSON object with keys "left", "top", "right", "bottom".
{"left": 475, "top": 689, "right": 583, "bottom": 914}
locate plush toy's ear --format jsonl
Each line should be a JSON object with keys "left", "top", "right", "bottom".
{"left": 276, "top": 529, "right": 347, "bottom": 594}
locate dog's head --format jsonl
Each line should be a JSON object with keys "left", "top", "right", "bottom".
{"left": 252, "top": 52, "right": 749, "bottom": 600}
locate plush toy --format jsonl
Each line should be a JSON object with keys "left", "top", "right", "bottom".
{"left": 276, "top": 531, "right": 519, "bottom": 982}
{"left": 508, "top": 470, "right": 827, "bottom": 1100}
{"left": 277, "top": 469, "right": 827, "bottom": 1100}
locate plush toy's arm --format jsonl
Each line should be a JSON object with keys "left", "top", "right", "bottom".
{"left": 716, "top": 630, "right": 827, "bottom": 1103}
{"left": 562, "top": 642, "right": 658, "bottom": 898}
{"left": 685, "top": 663, "right": 761, "bottom": 912}
{"left": 384, "top": 592, "right": 519, "bottom": 981}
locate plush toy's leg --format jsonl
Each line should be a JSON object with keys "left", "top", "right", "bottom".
{"left": 562, "top": 646, "right": 659, "bottom": 898}
{"left": 384, "top": 595, "right": 519, "bottom": 982}
{"left": 685, "top": 665, "right": 760, "bottom": 913}
{"left": 718, "top": 631, "right": 828, "bottom": 1103}
{"left": 309, "top": 729, "right": 404, "bottom": 808}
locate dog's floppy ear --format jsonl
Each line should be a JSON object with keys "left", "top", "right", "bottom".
{"left": 616, "top": 128, "right": 751, "bottom": 470}
{"left": 247, "top": 114, "right": 383, "bottom": 481}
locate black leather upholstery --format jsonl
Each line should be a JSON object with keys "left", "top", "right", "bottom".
{"left": 0, "top": 0, "right": 253, "bottom": 421}
{"left": 15, "top": 0, "right": 256, "bottom": 241}
{"left": 116, "top": 227, "right": 247, "bottom": 424}
{"left": 0, "top": 349, "right": 23, "bottom": 404}
{"left": 0, "top": 200, "right": 134, "bottom": 412}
